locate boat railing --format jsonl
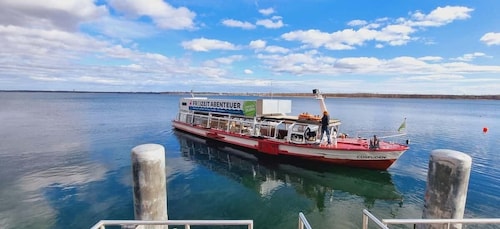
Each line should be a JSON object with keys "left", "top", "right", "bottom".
{"left": 180, "top": 110, "right": 287, "bottom": 138}
{"left": 354, "top": 129, "right": 408, "bottom": 139}
{"left": 362, "top": 209, "right": 500, "bottom": 229}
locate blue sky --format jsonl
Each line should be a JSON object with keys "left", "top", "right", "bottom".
{"left": 1, "top": 0, "right": 499, "bottom": 94}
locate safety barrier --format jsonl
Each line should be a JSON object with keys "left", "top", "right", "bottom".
{"left": 91, "top": 212, "right": 312, "bottom": 229}
{"left": 90, "top": 219, "right": 253, "bottom": 229}
{"left": 362, "top": 209, "right": 500, "bottom": 229}
{"left": 298, "top": 212, "right": 312, "bottom": 229}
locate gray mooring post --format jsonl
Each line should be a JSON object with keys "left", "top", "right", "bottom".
{"left": 419, "top": 149, "right": 472, "bottom": 229}
{"left": 132, "top": 144, "right": 168, "bottom": 228}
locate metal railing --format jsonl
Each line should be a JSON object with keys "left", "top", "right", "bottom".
{"left": 90, "top": 219, "right": 253, "bottom": 229}
{"left": 92, "top": 213, "right": 311, "bottom": 229}
{"left": 362, "top": 209, "right": 389, "bottom": 229}
{"left": 362, "top": 209, "right": 500, "bottom": 229}
{"left": 298, "top": 212, "right": 312, "bottom": 229}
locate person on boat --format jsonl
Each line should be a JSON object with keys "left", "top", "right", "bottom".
{"left": 332, "top": 128, "right": 338, "bottom": 147}
{"left": 320, "top": 111, "right": 331, "bottom": 145}
{"left": 370, "top": 135, "right": 379, "bottom": 149}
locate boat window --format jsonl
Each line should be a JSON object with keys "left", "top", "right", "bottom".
{"left": 292, "top": 124, "right": 305, "bottom": 132}
{"left": 229, "top": 121, "right": 238, "bottom": 133}
{"left": 210, "top": 116, "right": 228, "bottom": 130}
{"left": 258, "top": 123, "right": 276, "bottom": 138}
{"left": 241, "top": 120, "right": 254, "bottom": 135}
{"left": 276, "top": 122, "right": 288, "bottom": 139}
{"left": 185, "top": 114, "right": 194, "bottom": 124}
{"left": 193, "top": 115, "right": 208, "bottom": 127}
{"left": 178, "top": 113, "right": 188, "bottom": 123}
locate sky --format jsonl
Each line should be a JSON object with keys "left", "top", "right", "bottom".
{"left": 1, "top": 0, "right": 500, "bottom": 94}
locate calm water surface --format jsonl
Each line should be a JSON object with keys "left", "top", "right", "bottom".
{"left": 0, "top": 92, "right": 498, "bottom": 229}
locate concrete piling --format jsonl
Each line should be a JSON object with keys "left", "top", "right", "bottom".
{"left": 132, "top": 144, "right": 168, "bottom": 228}
{"left": 419, "top": 149, "right": 472, "bottom": 229}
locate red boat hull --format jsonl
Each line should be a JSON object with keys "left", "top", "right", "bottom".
{"left": 173, "top": 121, "right": 408, "bottom": 170}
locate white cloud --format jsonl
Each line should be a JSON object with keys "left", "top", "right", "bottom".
{"left": 259, "top": 8, "right": 275, "bottom": 16}
{"left": 182, "top": 38, "right": 238, "bottom": 52}
{"left": 384, "top": 56, "right": 435, "bottom": 72}
{"left": 451, "top": 52, "right": 487, "bottom": 62}
{"left": 348, "top": 20, "right": 367, "bottom": 27}
{"left": 333, "top": 28, "right": 378, "bottom": 47}
{"left": 264, "top": 46, "right": 289, "bottom": 54}
{"left": 480, "top": 32, "right": 500, "bottom": 46}
{"left": 193, "top": 66, "right": 227, "bottom": 78}
{"left": 76, "top": 75, "right": 127, "bottom": 85}
{"left": 282, "top": 29, "right": 333, "bottom": 48}
{"left": 244, "top": 69, "right": 253, "bottom": 74}
{"left": 0, "top": 0, "right": 108, "bottom": 31}
{"left": 256, "top": 17, "right": 284, "bottom": 29}
{"left": 442, "top": 62, "right": 500, "bottom": 73}
{"left": 419, "top": 56, "right": 443, "bottom": 62}
{"left": 249, "top": 39, "right": 288, "bottom": 53}
{"left": 0, "top": 25, "right": 108, "bottom": 58}
{"left": 378, "top": 25, "right": 414, "bottom": 45}
{"left": 282, "top": 6, "right": 472, "bottom": 50}
{"left": 201, "top": 56, "right": 244, "bottom": 73}
{"left": 282, "top": 28, "right": 379, "bottom": 50}
{"left": 124, "top": 64, "right": 143, "bottom": 71}
{"left": 335, "top": 57, "right": 382, "bottom": 72}
{"left": 108, "top": 0, "right": 196, "bottom": 30}
{"left": 0, "top": 23, "right": 201, "bottom": 90}
{"left": 214, "top": 55, "right": 244, "bottom": 65}
{"left": 258, "top": 51, "right": 334, "bottom": 75}
{"left": 257, "top": 50, "right": 500, "bottom": 78}
{"left": 408, "top": 74, "right": 464, "bottom": 81}
{"left": 222, "top": 19, "right": 256, "bottom": 29}
{"left": 101, "top": 44, "right": 136, "bottom": 58}
{"left": 30, "top": 76, "right": 68, "bottom": 82}
{"left": 249, "top": 39, "right": 267, "bottom": 49}
{"left": 282, "top": 25, "right": 411, "bottom": 50}
{"left": 409, "top": 6, "right": 473, "bottom": 27}
{"left": 365, "top": 23, "right": 382, "bottom": 29}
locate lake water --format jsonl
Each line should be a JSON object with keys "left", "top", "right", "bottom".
{"left": 0, "top": 92, "right": 498, "bottom": 229}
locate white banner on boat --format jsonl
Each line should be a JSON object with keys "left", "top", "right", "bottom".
{"left": 184, "top": 99, "right": 257, "bottom": 116}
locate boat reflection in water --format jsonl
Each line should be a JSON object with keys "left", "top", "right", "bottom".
{"left": 174, "top": 130, "right": 402, "bottom": 211}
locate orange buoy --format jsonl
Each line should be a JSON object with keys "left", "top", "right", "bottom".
{"left": 483, "top": 127, "right": 488, "bottom": 133}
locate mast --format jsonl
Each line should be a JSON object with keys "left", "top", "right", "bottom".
{"left": 312, "top": 89, "right": 328, "bottom": 114}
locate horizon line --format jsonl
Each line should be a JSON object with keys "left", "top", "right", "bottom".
{"left": 1, "top": 90, "right": 499, "bottom": 100}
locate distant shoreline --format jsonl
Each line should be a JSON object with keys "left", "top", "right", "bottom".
{"left": 1, "top": 90, "right": 499, "bottom": 100}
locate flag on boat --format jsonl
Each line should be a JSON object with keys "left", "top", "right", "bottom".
{"left": 398, "top": 118, "right": 406, "bottom": 132}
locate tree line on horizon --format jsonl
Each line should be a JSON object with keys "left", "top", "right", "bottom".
{"left": 162, "top": 91, "right": 500, "bottom": 100}
{"left": 2, "top": 90, "right": 498, "bottom": 100}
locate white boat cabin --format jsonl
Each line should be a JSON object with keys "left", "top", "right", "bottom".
{"left": 175, "top": 97, "right": 341, "bottom": 144}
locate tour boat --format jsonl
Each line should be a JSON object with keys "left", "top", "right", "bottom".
{"left": 172, "top": 89, "right": 409, "bottom": 170}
